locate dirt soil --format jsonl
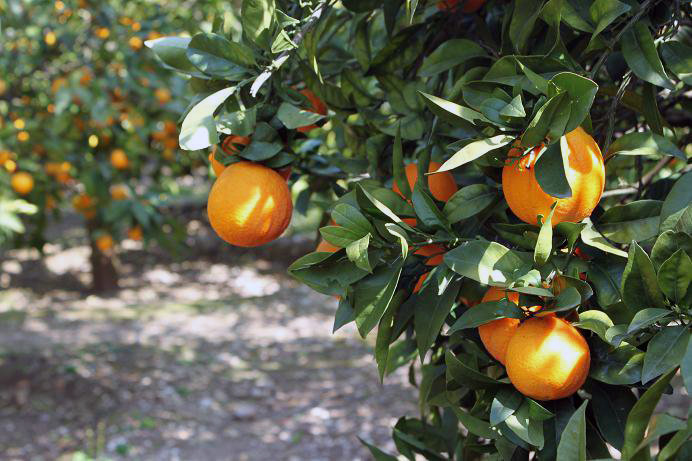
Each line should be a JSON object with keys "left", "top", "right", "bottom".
{"left": 0, "top": 228, "right": 415, "bottom": 460}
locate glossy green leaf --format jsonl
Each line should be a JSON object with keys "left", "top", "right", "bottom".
{"left": 621, "top": 368, "right": 677, "bottom": 460}
{"left": 353, "top": 265, "right": 402, "bottom": 337}
{"left": 597, "top": 200, "right": 663, "bottom": 244}
{"left": 418, "top": 39, "right": 486, "bottom": 77}
{"left": 641, "top": 326, "right": 690, "bottom": 384}
{"left": 589, "top": 382, "right": 636, "bottom": 450}
{"left": 580, "top": 221, "right": 628, "bottom": 258}
{"left": 179, "top": 86, "right": 235, "bottom": 150}
{"left": 626, "top": 308, "right": 672, "bottom": 334}
{"left": 420, "top": 92, "right": 489, "bottom": 127}
{"left": 535, "top": 139, "right": 573, "bottom": 199}
{"left": 443, "top": 185, "right": 498, "bottom": 224}
{"left": 444, "top": 240, "right": 533, "bottom": 285}
{"left": 621, "top": 241, "right": 666, "bottom": 311}
{"left": 332, "top": 204, "right": 374, "bottom": 236}
{"left": 607, "top": 131, "right": 686, "bottom": 160}
{"left": 589, "top": 338, "right": 644, "bottom": 385}
{"left": 556, "top": 400, "right": 588, "bottom": 461}
{"left": 346, "top": 234, "right": 372, "bottom": 273}
{"left": 435, "top": 135, "right": 515, "bottom": 173}
{"left": 574, "top": 310, "right": 614, "bottom": 342}
{"left": 187, "top": 33, "right": 255, "bottom": 78}
{"left": 445, "top": 350, "right": 502, "bottom": 390}
{"left": 651, "top": 231, "right": 692, "bottom": 269}
{"left": 521, "top": 92, "right": 570, "bottom": 147}
{"left": 660, "top": 172, "right": 692, "bottom": 231}
{"left": 320, "top": 226, "right": 364, "bottom": 247}
{"left": 277, "top": 102, "right": 325, "bottom": 129}
{"left": 448, "top": 299, "right": 525, "bottom": 332}
{"left": 241, "top": 0, "right": 275, "bottom": 47}
{"left": 547, "top": 72, "right": 599, "bottom": 134}
{"left": 621, "top": 22, "right": 674, "bottom": 90}
{"left": 657, "top": 249, "right": 692, "bottom": 303}
{"left": 411, "top": 183, "right": 449, "bottom": 230}
{"left": 490, "top": 388, "right": 524, "bottom": 426}
{"left": 415, "top": 278, "right": 461, "bottom": 358}
{"left": 660, "top": 40, "right": 692, "bottom": 85}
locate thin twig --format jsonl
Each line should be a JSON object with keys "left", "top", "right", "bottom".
{"left": 589, "top": 0, "right": 660, "bottom": 79}
{"left": 602, "top": 156, "right": 678, "bottom": 198}
{"left": 250, "top": 1, "right": 332, "bottom": 97}
{"left": 602, "top": 72, "right": 633, "bottom": 153}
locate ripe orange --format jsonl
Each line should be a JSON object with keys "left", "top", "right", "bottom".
{"left": 476, "top": 287, "right": 521, "bottom": 364}
{"left": 207, "top": 162, "right": 293, "bottom": 247}
{"left": 17, "top": 131, "right": 30, "bottom": 142}
{"left": 393, "top": 162, "right": 458, "bottom": 204}
{"left": 502, "top": 127, "right": 605, "bottom": 226}
{"left": 316, "top": 239, "right": 340, "bottom": 253}
{"left": 129, "top": 36, "right": 143, "bottom": 50}
{"left": 415, "top": 243, "right": 445, "bottom": 266}
{"left": 110, "top": 149, "right": 129, "bottom": 169}
{"left": 437, "top": 0, "right": 485, "bottom": 12}
{"left": 110, "top": 184, "right": 129, "bottom": 200}
{"left": 505, "top": 316, "right": 590, "bottom": 400}
{"left": 95, "top": 234, "right": 114, "bottom": 252}
{"left": 297, "top": 89, "right": 327, "bottom": 133}
{"left": 154, "top": 88, "right": 171, "bottom": 104}
{"left": 209, "top": 136, "right": 252, "bottom": 176}
{"left": 413, "top": 272, "right": 428, "bottom": 293}
{"left": 72, "top": 193, "right": 93, "bottom": 211}
{"left": 11, "top": 172, "right": 34, "bottom": 195}
{"left": 127, "top": 226, "right": 143, "bottom": 241}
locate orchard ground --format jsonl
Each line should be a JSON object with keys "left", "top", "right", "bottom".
{"left": 0, "top": 209, "right": 416, "bottom": 460}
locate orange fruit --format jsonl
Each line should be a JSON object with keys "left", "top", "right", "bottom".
{"left": 110, "top": 184, "right": 129, "bottom": 200}
{"left": 413, "top": 272, "right": 428, "bottom": 293}
{"left": 476, "top": 287, "right": 522, "bottom": 364}
{"left": 95, "top": 234, "right": 114, "bottom": 252}
{"left": 129, "top": 36, "right": 143, "bottom": 50}
{"left": 437, "top": 0, "right": 485, "bottom": 12}
{"left": 505, "top": 316, "right": 590, "bottom": 400}
{"left": 11, "top": 172, "right": 34, "bottom": 195}
{"left": 316, "top": 239, "right": 340, "bottom": 253}
{"left": 415, "top": 243, "right": 445, "bottom": 266}
{"left": 96, "top": 27, "right": 110, "bottom": 39}
{"left": 110, "top": 149, "right": 129, "bottom": 169}
{"left": 127, "top": 226, "right": 143, "bottom": 241}
{"left": 17, "top": 131, "right": 30, "bottom": 142}
{"left": 72, "top": 193, "right": 93, "bottom": 211}
{"left": 209, "top": 136, "right": 251, "bottom": 176}
{"left": 207, "top": 162, "right": 293, "bottom": 247}
{"left": 154, "top": 88, "right": 171, "bottom": 104}
{"left": 502, "top": 127, "right": 605, "bottom": 226}
{"left": 297, "top": 89, "right": 327, "bottom": 133}
{"left": 393, "top": 162, "right": 458, "bottom": 203}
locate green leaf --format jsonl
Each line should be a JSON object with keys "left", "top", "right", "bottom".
{"left": 358, "top": 437, "right": 399, "bottom": 461}
{"left": 415, "top": 278, "right": 461, "bottom": 359}
{"left": 589, "top": 338, "right": 644, "bottom": 385}
{"left": 545, "top": 286, "right": 581, "bottom": 313}
{"left": 607, "top": 131, "right": 686, "bottom": 160}
{"left": 186, "top": 33, "right": 255, "bottom": 78}
{"left": 657, "top": 249, "right": 692, "bottom": 303}
{"left": 658, "top": 421, "right": 692, "bottom": 461}
{"left": 504, "top": 401, "right": 545, "bottom": 449}
{"left": 356, "top": 185, "right": 416, "bottom": 232}
{"left": 490, "top": 388, "right": 524, "bottom": 426}
{"left": 535, "top": 138, "right": 573, "bottom": 199}
{"left": 179, "top": 86, "right": 235, "bottom": 150}
{"left": 375, "top": 291, "right": 405, "bottom": 381}
{"left": 443, "top": 185, "right": 498, "bottom": 224}
{"left": 580, "top": 220, "right": 628, "bottom": 258}
{"left": 627, "top": 308, "right": 672, "bottom": 334}
{"left": 534, "top": 202, "right": 557, "bottom": 265}
{"left": 589, "top": 382, "right": 636, "bottom": 450}
{"left": 556, "top": 400, "right": 588, "bottom": 461}
{"left": 444, "top": 240, "right": 533, "bottom": 285}
{"left": 660, "top": 172, "right": 692, "bottom": 231}
{"left": 621, "top": 22, "right": 674, "bottom": 90}
{"left": 411, "top": 183, "right": 449, "bottom": 230}
{"left": 217, "top": 108, "right": 257, "bottom": 136}
{"left": 589, "top": 0, "right": 631, "bottom": 42}
{"left": 621, "top": 368, "right": 677, "bottom": 461}
{"left": 384, "top": 223, "right": 409, "bottom": 260}
{"left": 660, "top": 40, "right": 692, "bottom": 85}
{"left": 332, "top": 203, "right": 374, "bottom": 236}
{"left": 635, "top": 414, "right": 688, "bottom": 459}
{"left": 145, "top": 37, "right": 198, "bottom": 74}
{"left": 641, "top": 326, "right": 690, "bottom": 384}
{"left": 451, "top": 406, "right": 500, "bottom": 439}
{"left": 445, "top": 350, "right": 502, "bottom": 390}
{"left": 320, "top": 225, "right": 366, "bottom": 248}
{"left": 238, "top": 141, "right": 283, "bottom": 161}
{"left": 521, "top": 92, "right": 570, "bottom": 147}
{"left": 597, "top": 200, "right": 663, "bottom": 244}
{"left": 276, "top": 102, "right": 325, "bottom": 129}
{"left": 242, "top": 0, "right": 275, "bottom": 47}
{"left": 333, "top": 297, "right": 355, "bottom": 332}
{"left": 435, "top": 136, "right": 515, "bottom": 173}
{"left": 418, "top": 39, "right": 486, "bottom": 77}
{"left": 651, "top": 231, "right": 692, "bottom": 269}
{"left": 420, "top": 92, "right": 489, "bottom": 127}
{"left": 574, "top": 310, "right": 614, "bottom": 342}
{"left": 353, "top": 265, "right": 402, "bottom": 337}
{"left": 509, "top": 0, "right": 543, "bottom": 53}
{"left": 392, "top": 125, "right": 410, "bottom": 199}
{"left": 547, "top": 72, "right": 599, "bottom": 134}
{"left": 346, "top": 234, "right": 372, "bottom": 273}
{"left": 681, "top": 341, "right": 692, "bottom": 394}
{"left": 621, "top": 241, "right": 666, "bottom": 311}
{"left": 447, "top": 299, "right": 525, "bottom": 332}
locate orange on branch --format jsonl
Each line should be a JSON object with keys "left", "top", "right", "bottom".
{"left": 11, "top": 172, "right": 34, "bottom": 195}
{"left": 127, "top": 226, "right": 143, "bottom": 241}
{"left": 110, "top": 149, "right": 129, "bottom": 169}
{"left": 502, "top": 127, "right": 605, "bottom": 226}
{"left": 209, "top": 136, "right": 251, "bottom": 176}
{"left": 297, "top": 89, "right": 327, "bottom": 133}
{"left": 476, "top": 287, "right": 521, "bottom": 364}
{"left": 505, "top": 316, "right": 590, "bottom": 400}
{"left": 393, "top": 162, "right": 458, "bottom": 203}
{"left": 207, "top": 162, "right": 293, "bottom": 247}
{"left": 415, "top": 243, "right": 446, "bottom": 266}
{"left": 110, "top": 184, "right": 129, "bottom": 200}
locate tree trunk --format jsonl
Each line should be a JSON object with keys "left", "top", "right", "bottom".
{"left": 87, "top": 224, "right": 118, "bottom": 292}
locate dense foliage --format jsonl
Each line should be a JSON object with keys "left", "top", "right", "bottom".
{"left": 24, "top": 0, "right": 692, "bottom": 458}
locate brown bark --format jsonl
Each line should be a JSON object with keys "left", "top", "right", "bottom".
{"left": 87, "top": 223, "right": 118, "bottom": 292}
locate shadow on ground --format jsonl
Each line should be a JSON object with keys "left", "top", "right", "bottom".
{"left": 0, "top": 236, "right": 415, "bottom": 461}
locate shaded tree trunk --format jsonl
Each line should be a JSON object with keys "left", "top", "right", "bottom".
{"left": 87, "top": 223, "right": 118, "bottom": 292}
